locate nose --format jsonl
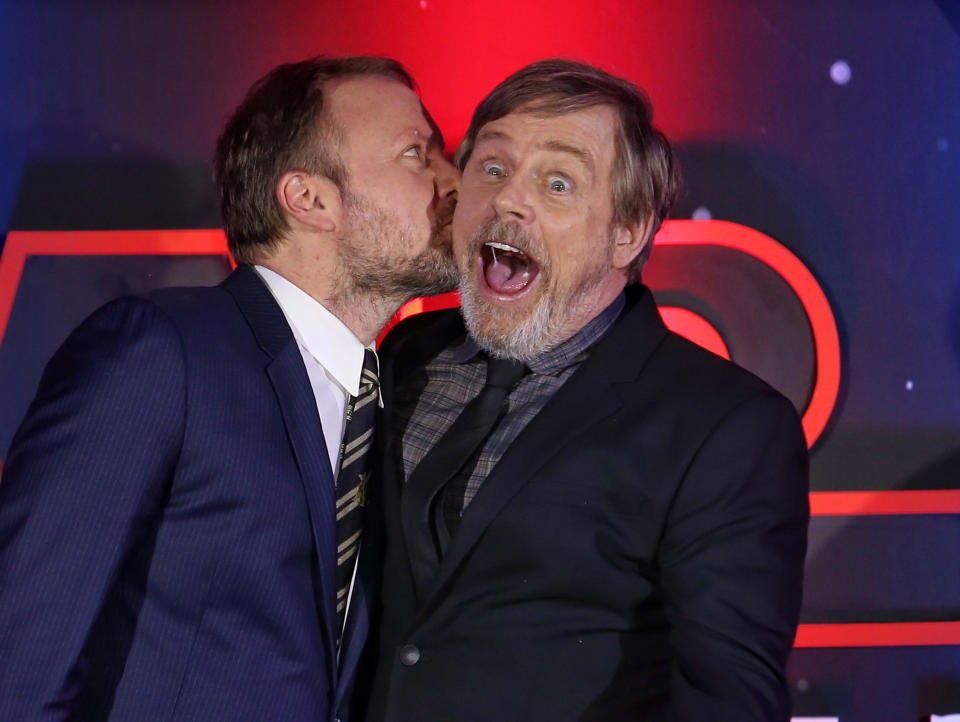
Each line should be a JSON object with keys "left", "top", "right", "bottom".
{"left": 492, "top": 174, "right": 533, "bottom": 223}
{"left": 430, "top": 151, "right": 460, "bottom": 203}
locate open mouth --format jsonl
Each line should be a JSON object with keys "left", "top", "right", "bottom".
{"left": 478, "top": 241, "right": 541, "bottom": 298}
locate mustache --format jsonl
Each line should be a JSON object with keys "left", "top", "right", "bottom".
{"left": 468, "top": 218, "right": 539, "bottom": 257}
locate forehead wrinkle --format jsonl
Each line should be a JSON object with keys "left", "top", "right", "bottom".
{"left": 535, "top": 139, "right": 595, "bottom": 177}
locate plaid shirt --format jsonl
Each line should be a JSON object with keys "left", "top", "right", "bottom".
{"left": 392, "top": 293, "right": 626, "bottom": 521}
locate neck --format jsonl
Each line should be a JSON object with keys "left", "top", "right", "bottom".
{"left": 257, "top": 243, "right": 402, "bottom": 347}
{"left": 552, "top": 271, "right": 628, "bottom": 344}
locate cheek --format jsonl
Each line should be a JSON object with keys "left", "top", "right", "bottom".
{"left": 451, "top": 222, "right": 472, "bottom": 265}
{"left": 452, "top": 200, "right": 483, "bottom": 250}
{"left": 377, "top": 169, "right": 433, "bottom": 216}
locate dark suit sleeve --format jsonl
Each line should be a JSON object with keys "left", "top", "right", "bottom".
{"left": 658, "top": 392, "right": 809, "bottom": 722}
{"left": 0, "top": 297, "right": 186, "bottom": 720}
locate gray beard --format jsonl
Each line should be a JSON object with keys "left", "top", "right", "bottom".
{"left": 458, "top": 219, "right": 614, "bottom": 362}
{"left": 459, "top": 279, "right": 555, "bottom": 362}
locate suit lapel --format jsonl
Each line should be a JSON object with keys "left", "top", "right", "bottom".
{"left": 333, "top": 545, "right": 370, "bottom": 714}
{"left": 417, "top": 286, "right": 670, "bottom": 610}
{"left": 222, "top": 266, "right": 339, "bottom": 690}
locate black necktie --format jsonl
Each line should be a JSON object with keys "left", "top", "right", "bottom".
{"left": 335, "top": 349, "right": 379, "bottom": 639}
{"left": 402, "top": 356, "right": 526, "bottom": 593}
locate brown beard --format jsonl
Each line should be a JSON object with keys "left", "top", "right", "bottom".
{"left": 337, "top": 188, "right": 459, "bottom": 304}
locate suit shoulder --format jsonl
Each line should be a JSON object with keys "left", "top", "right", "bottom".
{"left": 145, "top": 283, "right": 234, "bottom": 320}
{"left": 46, "top": 295, "right": 187, "bottom": 383}
{"left": 660, "top": 329, "right": 783, "bottom": 398}
{"left": 640, "top": 330, "right": 803, "bottom": 441}
{"left": 71, "top": 294, "right": 183, "bottom": 348}
{"left": 378, "top": 308, "right": 463, "bottom": 359}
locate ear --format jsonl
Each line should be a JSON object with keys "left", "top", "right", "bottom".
{"left": 276, "top": 171, "right": 341, "bottom": 233}
{"left": 611, "top": 215, "right": 654, "bottom": 270}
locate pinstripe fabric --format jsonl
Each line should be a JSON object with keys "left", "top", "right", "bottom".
{"left": 0, "top": 266, "right": 361, "bottom": 721}
{"left": 335, "top": 349, "right": 379, "bottom": 636}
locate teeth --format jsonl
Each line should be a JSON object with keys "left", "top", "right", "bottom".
{"left": 485, "top": 241, "right": 522, "bottom": 254}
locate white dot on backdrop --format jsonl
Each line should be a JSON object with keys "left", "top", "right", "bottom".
{"left": 830, "top": 60, "right": 851, "bottom": 85}
{"left": 937, "top": 138, "right": 949, "bottom": 151}
{"left": 419, "top": 0, "right": 427, "bottom": 7}
{"left": 796, "top": 679, "right": 809, "bottom": 692}
{"left": 692, "top": 206, "right": 712, "bottom": 221}
{"left": 905, "top": 380, "right": 914, "bottom": 391}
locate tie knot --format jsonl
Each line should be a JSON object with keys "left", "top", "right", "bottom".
{"left": 485, "top": 357, "right": 527, "bottom": 390}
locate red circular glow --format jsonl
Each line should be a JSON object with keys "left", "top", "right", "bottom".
{"left": 659, "top": 306, "right": 730, "bottom": 360}
{"left": 655, "top": 220, "right": 841, "bottom": 448}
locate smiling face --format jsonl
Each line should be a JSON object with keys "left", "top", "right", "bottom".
{"left": 452, "top": 104, "right": 633, "bottom": 360}
{"left": 328, "top": 74, "right": 459, "bottom": 300}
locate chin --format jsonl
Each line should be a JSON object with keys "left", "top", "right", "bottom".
{"left": 459, "top": 278, "right": 557, "bottom": 362}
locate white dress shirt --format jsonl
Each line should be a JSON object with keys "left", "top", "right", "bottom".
{"left": 254, "top": 265, "right": 373, "bottom": 477}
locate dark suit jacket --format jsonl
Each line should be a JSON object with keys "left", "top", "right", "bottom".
{"left": 0, "top": 265, "right": 371, "bottom": 721}
{"left": 365, "top": 284, "right": 809, "bottom": 722}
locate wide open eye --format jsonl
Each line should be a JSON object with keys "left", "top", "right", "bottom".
{"left": 483, "top": 161, "right": 506, "bottom": 177}
{"left": 548, "top": 176, "right": 571, "bottom": 193}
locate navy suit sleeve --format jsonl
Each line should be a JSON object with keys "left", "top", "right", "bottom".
{"left": 0, "top": 297, "right": 186, "bottom": 720}
{"left": 658, "top": 392, "right": 809, "bottom": 722}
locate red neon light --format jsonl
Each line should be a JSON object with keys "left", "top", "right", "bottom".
{"left": 809, "top": 490, "right": 960, "bottom": 516}
{"left": 795, "top": 622, "right": 960, "bottom": 648}
{"left": 654, "top": 220, "right": 841, "bottom": 449}
{"left": 0, "top": 230, "right": 233, "bottom": 347}
{"left": 658, "top": 306, "right": 730, "bottom": 360}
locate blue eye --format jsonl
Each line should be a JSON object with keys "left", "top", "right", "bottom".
{"left": 483, "top": 161, "right": 505, "bottom": 177}
{"left": 549, "top": 176, "right": 571, "bottom": 193}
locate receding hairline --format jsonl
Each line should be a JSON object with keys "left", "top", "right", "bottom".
{"left": 320, "top": 73, "right": 441, "bottom": 156}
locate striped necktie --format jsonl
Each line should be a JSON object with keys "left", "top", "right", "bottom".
{"left": 334, "top": 348, "right": 379, "bottom": 638}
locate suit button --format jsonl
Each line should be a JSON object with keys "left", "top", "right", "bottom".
{"left": 399, "top": 644, "right": 421, "bottom": 666}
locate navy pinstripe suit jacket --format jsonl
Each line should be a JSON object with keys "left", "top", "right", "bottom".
{"left": 0, "top": 265, "right": 370, "bottom": 721}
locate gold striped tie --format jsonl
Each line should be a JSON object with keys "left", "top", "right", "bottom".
{"left": 334, "top": 349, "right": 379, "bottom": 641}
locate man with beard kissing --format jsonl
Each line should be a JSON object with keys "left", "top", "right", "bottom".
{"left": 0, "top": 56, "right": 458, "bottom": 722}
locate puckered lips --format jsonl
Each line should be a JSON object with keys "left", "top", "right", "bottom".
{"left": 476, "top": 241, "right": 541, "bottom": 301}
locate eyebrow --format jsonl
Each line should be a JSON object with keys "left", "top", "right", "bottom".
{"left": 539, "top": 140, "right": 594, "bottom": 176}
{"left": 475, "top": 129, "right": 509, "bottom": 145}
{"left": 474, "top": 130, "right": 594, "bottom": 176}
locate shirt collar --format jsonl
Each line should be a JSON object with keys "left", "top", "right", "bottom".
{"left": 254, "top": 265, "right": 371, "bottom": 396}
{"left": 450, "top": 291, "right": 626, "bottom": 375}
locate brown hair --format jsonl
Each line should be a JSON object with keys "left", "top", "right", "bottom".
{"left": 456, "top": 58, "right": 681, "bottom": 280}
{"left": 214, "top": 56, "right": 413, "bottom": 264}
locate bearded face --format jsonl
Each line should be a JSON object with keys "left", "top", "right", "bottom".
{"left": 451, "top": 106, "right": 634, "bottom": 362}
{"left": 458, "top": 217, "right": 614, "bottom": 362}
{"left": 337, "top": 185, "right": 458, "bottom": 303}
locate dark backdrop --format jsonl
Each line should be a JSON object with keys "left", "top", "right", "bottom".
{"left": 2, "top": 1, "right": 959, "bottom": 719}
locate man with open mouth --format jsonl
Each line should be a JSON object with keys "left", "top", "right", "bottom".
{"left": 365, "top": 59, "right": 809, "bottom": 722}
